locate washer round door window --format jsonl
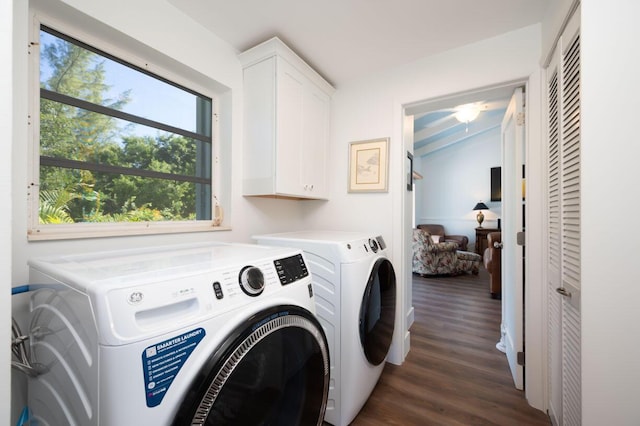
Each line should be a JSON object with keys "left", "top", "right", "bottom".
{"left": 359, "top": 258, "right": 397, "bottom": 366}
{"left": 173, "top": 306, "right": 330, "bottom": 426}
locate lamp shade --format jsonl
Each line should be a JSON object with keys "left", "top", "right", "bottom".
{"left": 473, "top": 202, "right": 488, "bottom": 211}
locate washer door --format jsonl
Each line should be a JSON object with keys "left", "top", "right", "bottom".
{"left": 172, "top": 305, "right": 329, "bottom": 426}
{"left": 359, "top": 257, "right": 397, "bottom": 366}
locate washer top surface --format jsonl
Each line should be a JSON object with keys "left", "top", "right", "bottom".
{"left": 254, "top": 230, "right": 373, "bottom": 244}
{"left": 28, "top": 241, "right": 300, "bottom": 293}
{"left": 254, "top": 230, "right": 388, "bottom": 263}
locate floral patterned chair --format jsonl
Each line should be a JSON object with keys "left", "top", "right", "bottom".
{"left": 412, "top": 228, "right": 480, "bottom": 276}
{"left": 416, "top": 224, "right": 469, "bottom": 252}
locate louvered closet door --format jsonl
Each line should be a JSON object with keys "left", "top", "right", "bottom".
{"left": 546, "top": 6, "right": 581, "bottom": 426}
{"left": 547, "top": 52, "right": 563, "bottom": 425}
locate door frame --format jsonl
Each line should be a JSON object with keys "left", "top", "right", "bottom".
{"left": 400, "top": 75, "right": 546, "bottom": 411}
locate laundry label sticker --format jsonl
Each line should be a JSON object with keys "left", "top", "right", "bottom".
{"left": 142, "top": 327, "right": 206, "bottom": 407}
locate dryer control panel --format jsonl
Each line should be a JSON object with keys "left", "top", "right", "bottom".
{"left": 274, "top": 254, "right": 309, "bottom": 285}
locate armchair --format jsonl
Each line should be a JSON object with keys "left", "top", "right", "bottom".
{"left": 412, "top": 228, "right": 459, "bottom": 276}
{"left": 417, "top": 224, "right": 469, "bottom": 251}
{"left": 483, "top": 232, "right": 502, "bottom": 299}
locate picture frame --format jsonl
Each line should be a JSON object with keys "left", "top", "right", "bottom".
{"left": 348, "top": 138, "right": 389, "bottom": 193}
{"left": 406, "top": 151, "right": 413, "bottom": 191}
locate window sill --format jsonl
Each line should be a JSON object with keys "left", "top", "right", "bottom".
{"left": 27, "top": 221, "right": 231, "bottom": 241}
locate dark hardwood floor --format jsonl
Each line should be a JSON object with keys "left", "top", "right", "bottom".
{"left": 351, "top": 269, "right": 550, "bottom": 426}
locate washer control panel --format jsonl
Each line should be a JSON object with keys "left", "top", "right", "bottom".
{"left": 274, "top": 254, "right": 309, "bottom": 285}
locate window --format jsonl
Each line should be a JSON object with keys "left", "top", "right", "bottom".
{"left": 30, "top": 24, "right": 219, "bottom": 239}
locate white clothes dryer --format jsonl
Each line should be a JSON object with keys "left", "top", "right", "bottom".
{"left": 253, "top": 231, "right": 397, "bottom": 426}
{"left": 27, "top": 242, "right": 330, "bottom": 426}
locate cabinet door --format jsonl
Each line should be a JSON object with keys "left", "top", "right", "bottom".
{"left": 301, "top": 83, "right": 329, "bottom": 198}
{"left": 275, "top": 58, "right": 305, "bottom": 196}
{"left": 243, "top": 57, "right": 276, "bottom": 195}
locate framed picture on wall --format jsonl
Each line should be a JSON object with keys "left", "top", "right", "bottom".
{"left": 348, "top": 138, "right": 389, "bottom": 193}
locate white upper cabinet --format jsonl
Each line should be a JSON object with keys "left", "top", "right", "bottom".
{"left": 240, "top": 37, "right": 334, "bottom": 200}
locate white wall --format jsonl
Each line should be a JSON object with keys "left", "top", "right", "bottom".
{"left": 304, "top": 24, "right": 541, "bottom": 233}
{"left": 415, "top": 126, "right": 501, "bottom": 247}
{"left": 303, "top": 24, "right": 542, "bottom": 370}
{"left": 580, "top": 1, "right": 640, "bottom": 424}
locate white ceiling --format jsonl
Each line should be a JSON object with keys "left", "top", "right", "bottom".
{"left": 169, "top": 0, "right": 549, "bottom": 88}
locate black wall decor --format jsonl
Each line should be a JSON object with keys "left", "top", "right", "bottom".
{"left": 490, "top": 166, "right": 501, "bottom": 202}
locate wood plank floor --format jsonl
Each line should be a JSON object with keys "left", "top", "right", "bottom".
{"left": 350, "top": 269, "right": 550, "bottom": 426}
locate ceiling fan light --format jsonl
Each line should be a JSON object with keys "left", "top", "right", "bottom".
{"left": 454, "top": 104, "right": 481, "bottom": 123}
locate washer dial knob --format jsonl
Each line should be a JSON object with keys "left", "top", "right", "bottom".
{"left": 239, "top": 266, "right": 265, "bottom": 296}
{"left": 369, "top": 238, "right": 379, "bottom": 253}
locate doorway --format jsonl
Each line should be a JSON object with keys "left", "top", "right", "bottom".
{"left": 402, "top": 78, "right": 546, "bottom": 410}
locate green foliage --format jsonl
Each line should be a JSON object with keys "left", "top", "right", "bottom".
{"left": 39, "top": 189, "right": 78, "bottom": 224}
{"left": 38, "top": 30, "right": 207, "bottom": 224}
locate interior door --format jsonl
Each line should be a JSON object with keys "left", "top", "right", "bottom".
{"left": 546, "top": 7, "right": 582, "bottom": 425}
{"left": 500, "top": 87, "right": 525, "bottom": 390}
{"left": 547, "top": 47, "right": 563, "bottom": 422}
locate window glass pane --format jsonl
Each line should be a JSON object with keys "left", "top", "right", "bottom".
{"left": 40, "top": 99, "right": 210, "bottom": 178}
{"left": 37, "top": 25, "right": 214, "bottom": 227}
{"left": 40, "top": 29, "right": 211, "bottom": 136}
{"left": 39, "top": 167, "right": 206, "bottom": 223}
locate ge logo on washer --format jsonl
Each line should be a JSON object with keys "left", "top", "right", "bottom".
{"left": 128, "top": 291, "right": 144, "bottom": 304}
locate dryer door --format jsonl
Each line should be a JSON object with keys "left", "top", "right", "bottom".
{"left": 172, "top": 305, "right": 329, "bottom": 426}
{"left": 359, "top": 257, "right": 397, "bottom": 366}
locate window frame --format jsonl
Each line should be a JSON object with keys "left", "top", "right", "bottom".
{"left": 28, "top": 12, "right": 225, "bottom": 241}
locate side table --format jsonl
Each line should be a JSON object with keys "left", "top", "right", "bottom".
{"left": 475, "top": 227, "right": 500, "bottom": 255}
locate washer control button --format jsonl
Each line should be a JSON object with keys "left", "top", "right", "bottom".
{"left": 212, "top": 281, "right": 224, "bottom": 300}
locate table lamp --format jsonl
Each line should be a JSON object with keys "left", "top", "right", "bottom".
{"left": 473, "top": 202, "right": 488, "bottom": 228}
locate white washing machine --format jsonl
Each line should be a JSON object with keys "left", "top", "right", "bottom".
{"left": 27, "top": 242, "right": 330, "bottom": 426}
{"left": 253, "top": 231, "right": 397, "bottom": 426}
